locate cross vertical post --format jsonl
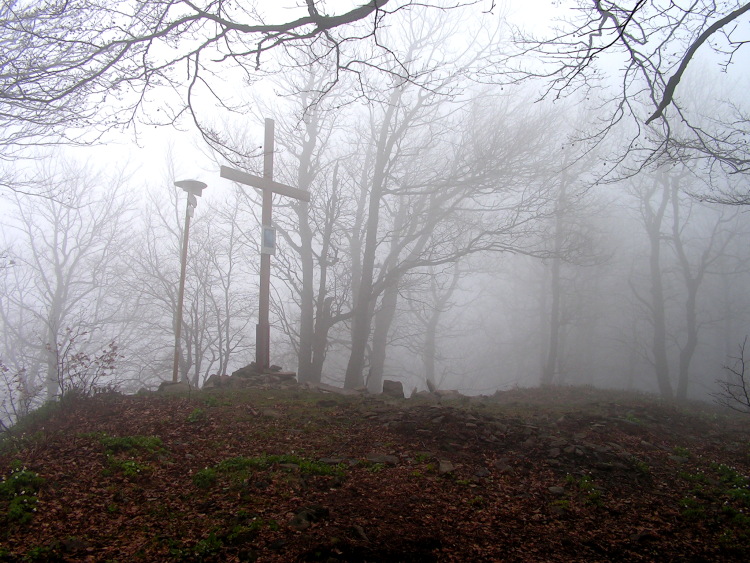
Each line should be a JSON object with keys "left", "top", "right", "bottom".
{"left": 219, "top": 118, "right": 310, "bottom": 373}
{"left": 258, "top": 119, "right": 274, "bottom": 371}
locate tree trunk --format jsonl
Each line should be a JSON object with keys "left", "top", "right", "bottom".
{"left": 541, "top": 172, "right": 568, "bottom": 386}
{"left": 541, "top": 252, "right": 562, "bottom": 386}
{"left": 423, "top": 266, "right": 461, "bottom": 390}
{"left": 295, "top": 109, "right": 319, "bottom": 382}
{"left": 647, "top": 173, "right": 674, "bottom": 399}
{"left": 297, "top": 200, "right": 316, "bottom": 382}
{"left": 676, "top": 280, "right": 699, "bottom": 400}
{"left": 45, "top": 324, "right": 59, "bottom": 400}
{"left": 367, "top": 282, "right": 399, "bottom": 393}
{"left": 344, "top": 92, "right": 401, "bottom": 389}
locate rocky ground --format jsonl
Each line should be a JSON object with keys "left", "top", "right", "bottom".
{"left": 0, "top": 384, "right": 749, "bottom": 562}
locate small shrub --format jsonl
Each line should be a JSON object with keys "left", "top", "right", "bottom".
{"left": 24, "top": 544, "right": 60, "bottom": 561}
{"left": 467, "top": 495, "right": 485, "bottom": 507}
{"left": 187, "top": 408, "right": 206, "bottom": 424}
{"left": 624, "top": 413, "right": 642, "bottom": 425}
{"left": 679, "top": 496, "right": 706, "bottom": 520}
{"left": 202, "top": 395, "right": 221, "bottom": 408}
{"left": 633, "top": 459, "right": 651, "bottom": 475}
{"left": 193, "top": 532, "right": 223, "bottom": 558}
{"left": 192, "top": 468, "right": 218, "bottom": 489}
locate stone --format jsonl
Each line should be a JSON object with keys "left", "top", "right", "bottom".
{"left": 203, "top": 374, "right": 231, "bottom": 389}
{"left": 435, "top": 390, "right": 462, "bottom": 400}
{"left": 352, "top": 524, "right": 369, "bottom": 542}
{"left": 474, "top": 467, "right": 490, "bottom": 478}
{"left": 411, "top": 390, "right": 440, "bottom": 403}
{"left": 272, "top": 372, "right": 297, "bottom": 382}
{"left": 318, "top": 457, "right": 344, "bottom": 465}
{"left": 302, "top": 382, "right": 361, "bottom": 396}
{"left": 438, "top": 459, "right": 455, "bottom": 475}
{"left": 158, "top": 381, "right": 191, "bottom": 394}
{"left": 366, "top": 454, "right": 399, "bottom": 466}
{"left": 548, "top": 486, "right": 566, "bottom": 496}
{"left": 288, "top": 505, "right": 329, "bottom": 531}
{"left": 494, "top": 459, "right": 515, "bottom": 475}
{"left": 382, "top": 379, "right": 404, "bottom": 399}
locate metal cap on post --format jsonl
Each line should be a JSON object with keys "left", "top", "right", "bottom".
{"left": 175, "top": 179, "right": 207, "bottom": 198}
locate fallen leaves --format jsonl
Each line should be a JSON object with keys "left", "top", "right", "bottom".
{"left": 0, "top": 386, "right": 748, "bottom": 561}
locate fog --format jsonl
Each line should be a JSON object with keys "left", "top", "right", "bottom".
{"left": 2, "top": 0, "right": 750, "bottom": 425}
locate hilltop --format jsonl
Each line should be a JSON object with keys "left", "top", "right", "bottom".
{"left": 0, "top": 385, "right": 749, "bottom": 562}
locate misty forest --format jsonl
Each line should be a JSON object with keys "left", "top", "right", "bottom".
{"left": 1, "top": 1, "right": 750, "bottom": 561}
{"left": 2, "top": 0, "right": 750, "bottom": 419}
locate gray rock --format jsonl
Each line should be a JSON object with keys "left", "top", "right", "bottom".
{"left": 366, "top": 454, "right": 399, "bottom": 466}
{"left": 438, "top": 459, "right": 455, "bottom": 475}
{"left": 382, "top": 379, "right": 404, "bottom": 399}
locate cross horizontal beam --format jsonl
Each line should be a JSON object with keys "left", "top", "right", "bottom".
{"left": 220, "top": 165, "right": 310, "bottom": 202}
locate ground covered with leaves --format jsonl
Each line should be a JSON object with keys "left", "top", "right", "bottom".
{"left": 1, "top": 385, "right": 749, "bottom": 562}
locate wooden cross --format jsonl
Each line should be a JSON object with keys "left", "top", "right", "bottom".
{"left": 220, "top": 118, "right": 310, "bottom": 372}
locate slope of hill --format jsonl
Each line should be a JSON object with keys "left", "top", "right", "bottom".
{"left": 1, "top": 385, "right": 748, "bottom": 562}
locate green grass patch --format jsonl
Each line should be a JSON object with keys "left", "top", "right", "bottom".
{"left": 194, "top": 454, "right": 345, "bottom": 490}
{"left": 566, "top": 473, "right": 605, "bottom": 507}
{"left": 678, "top": 463, "right": 750, "bottom": 538}
{"left": 106, "top": 458, "right": 152, "bottom": 478}
{"left": 192, "top": 467, "right": 218, "bottom": 489}
{"left": 99, "top": 434, "right": 164, "bottom": 455}
{"left": 94, "top": 434, "right": 166, "bottom": 480}
{"left": 0, "top": 460, "right": 45, "bottom": 527}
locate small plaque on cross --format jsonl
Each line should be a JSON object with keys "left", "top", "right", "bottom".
{"left": 261, "top": 225, "right": 276, "bottom": 255}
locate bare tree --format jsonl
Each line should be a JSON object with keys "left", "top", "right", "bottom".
{"left": 502, "top": 1, "right": 750, "bottom": 176}
{"left": 0, "top": 0, "right": 482, "bottom": 158}
{"left": 627, "top": 162, "right": 743, "bottom": 399}
{"left": 539, "top": 152, "right": 608, "bottom": 387}
{"left": 670, "top": 183, "right": 740, "bottom": 399}
{"left": 0, "top": 158, "right": 133, "bottom": 402}
{"left": 713, "top": 336, "right": 750, "bottom": 414}
{"left": 628, "top": 166, "right": 676, "bottom": 397}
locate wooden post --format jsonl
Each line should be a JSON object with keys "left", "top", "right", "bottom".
{"left": 172, "top": 202, "right": 191, "bottom": 382}
{"left": 219, "top": 118, "right": 310, "bottom": 372}
{"left": 257, "top": 119, "right": 274, "bottom": 371}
